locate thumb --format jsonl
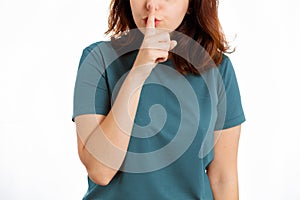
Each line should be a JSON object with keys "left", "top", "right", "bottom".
{"left": 169, "top": 40, "right": 177, "bottom": 50}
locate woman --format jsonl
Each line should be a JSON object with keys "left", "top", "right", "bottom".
{"left": 72, "top": 0, "right": 245, "bottom": 199}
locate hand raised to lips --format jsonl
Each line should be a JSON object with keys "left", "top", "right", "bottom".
{"left": 131, "top": 9, "right": 177, "bottom": 72}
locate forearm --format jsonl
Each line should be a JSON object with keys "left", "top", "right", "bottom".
{"left": 77, "top": 65, "right": 154, "bottom": 185}
{"left": 103, "top": 65, "right": 154, "bottom": 137}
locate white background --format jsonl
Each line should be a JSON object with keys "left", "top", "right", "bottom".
{"left": 0, "top": 0, "right": 299, "bottom": 199}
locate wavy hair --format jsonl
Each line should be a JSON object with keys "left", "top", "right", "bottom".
{"left": 105, "top": 0, "right": 232, "bottom": 74}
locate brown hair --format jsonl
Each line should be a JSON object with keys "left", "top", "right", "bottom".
{"left": 105, "top": 0, "right": 232, "bottom": 74}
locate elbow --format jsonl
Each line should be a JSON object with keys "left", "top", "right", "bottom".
{"left": 91, "top": 176, "right": 112, "bottom": 187}
{"left": 77, "top": 145, "right": 115, "bottom": 186}
{"left": 208, "top": 171, "right": 238, "bottom": 186}
{"left": 88, "top": 170, "right": 113, "bottom": 186}
{"left": 207, "top": 167, "right": 238, "bottom": 186}
{"left": 85, "top": 163, "right": 118, "bottom": 186}
{"left": 209, "top": 175, "right": 238, "bottom": 186}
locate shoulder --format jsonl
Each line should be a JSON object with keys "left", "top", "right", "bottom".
{"left": 79, "top": 41, "right": 105, "bottom": 66}
{"left": 79, "top": 41, "right": 120, "bottom": 67}
{"left": 215, "top": 54, "right": 238, "bottom": 80}
{"left": 81, "top": 41, "right": 112, "bottom": 58}
{"left": 217, "top": 54, "right": 233, "bottom": 72}
{"left": 82, "top": 41, "right": 110, "bottom": 52}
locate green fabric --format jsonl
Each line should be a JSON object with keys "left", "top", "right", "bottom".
{"left": 72, "top": 41, "right": 245, "bottom": 200}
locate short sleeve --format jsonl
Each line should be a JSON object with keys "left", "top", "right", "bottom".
{"left": 214, "top": 55, "right": 246, "bottom": 130}
{"left": 72, "top": 42, "right": 111, "bottom": 122}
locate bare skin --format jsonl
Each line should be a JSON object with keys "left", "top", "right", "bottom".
{"left": 75, "top": 1, "right": 241, "bottom": 199}
{"left": 208, "top": 126, "right": 241, "bottom": 200}
{"left": 75, "top": 8, "right": 176, "bottom": 186}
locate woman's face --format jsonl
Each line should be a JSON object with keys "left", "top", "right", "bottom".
{"left": 130, "top": 0, "right": 189, "bottom": 31}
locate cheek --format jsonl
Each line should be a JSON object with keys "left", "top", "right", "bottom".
{"left": 169, "top": 10, "right": 186, "bottom": 26}
{"left": 131, "top": 10, "right": 140, "bottom": 26}
{"left": 130, "top": 4, "right": 144, "bottom": 28}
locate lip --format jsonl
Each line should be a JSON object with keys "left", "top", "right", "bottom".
{"left": 154, "top": 19, "right": 161, "bottom": 26}
{"left": 142, "top": 17, "right": 161, "bottom": 27}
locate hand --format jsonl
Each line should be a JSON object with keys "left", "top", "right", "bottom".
{"left": 133, "top": 11, "right": 177, "bottom": 69}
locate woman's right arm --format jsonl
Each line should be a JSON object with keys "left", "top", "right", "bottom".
{"left": 75, "top": 69, "right": 149, "bottom": 186}
{"left": 74, "top": 12, "right": 177, "bottom": 186}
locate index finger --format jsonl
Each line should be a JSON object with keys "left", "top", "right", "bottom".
{"left": 145, "top": 11, "right": 155, "bottom": 35}
{"left": 146, "top": 13, "right": 155, "bottom": 29}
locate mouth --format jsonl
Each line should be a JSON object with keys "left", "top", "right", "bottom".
{"left": 143, "top": 17, "right": 161, "bottom": 27}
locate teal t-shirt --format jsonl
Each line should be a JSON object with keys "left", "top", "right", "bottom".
{"left": 72, "top": 41, "right": 245, "bottom": 200}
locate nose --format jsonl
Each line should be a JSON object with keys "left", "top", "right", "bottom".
{"left": 146, "top": 0, "right": 159, "bottom": 12}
